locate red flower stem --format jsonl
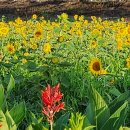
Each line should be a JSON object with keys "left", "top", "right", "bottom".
{"left": 50, "top": 121, "right": 53, "bottom": 130}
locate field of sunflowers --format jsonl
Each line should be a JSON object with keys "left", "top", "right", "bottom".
{"left": 0, "top": 13, "right": 130, "bottom": 130}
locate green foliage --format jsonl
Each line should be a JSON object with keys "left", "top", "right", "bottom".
{"left": 64, "top": 112, "right": 95, "bottom": 130}
{"left": 26, "top": 112, "right": 48, "bottom": 130}
{"left": 85, "top": 87, "right": 128, "bottom": 130}
{"left": 54, "top": 112, "right": 70, "bottom": 130}
{"left": 9, "top": 102, "right": 26, "bottom": 125}
{"left": 7, "top": 75, "right": 15, "bottom": 94}
{"left": 0, "top": 75, "right": 26, "bottom": 130}
{"left": 0, "top": 84, "right": 4, "bottom": 109}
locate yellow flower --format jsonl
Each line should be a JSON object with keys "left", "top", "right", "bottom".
{"left": 90, "top": 41, "right": 98, "bottom": 49}
{"left": 24, "top": 52, "right": 29, "bottom": 56}
{"left": 57, "top": 36, "right": 64, "bottom": 42}
{"left": 76, "top": 29, "right": 82, "bottom": 36}
{"left": 117, "top": 40, "right": 123, "bottom": 50}
{"left": 6, "top": 44, "right": 15, "bottom": 54}
{"left": 126, "top": 57, "right": 130, "bottom": 68}
{"left": 89, "top": 58, "right": 107, "bottom": 75}
{"left": 15, "top": 17, "right": 23, "bottom": 25}
{"left": 30, "top": 43, "right": 37, "bottom": 50}
{"left": 0, "top": 27, "right": 9, "bottom": 37}
{"left": 22, "top": 59, "right": 27, "bottom": 64}
{"left": 34, "top": 30, "right": 42, "bottom": 39}
{"left": 79, "top": 15, "right": 84, "bottom": 21}
{"left": 84, "top": 20, "right": 88, "bottom": 26}
{"left": 43, "top": 43, "right": 51, "bottom": 53}
{"left": 125, "top": 38, "right": 130, "bottom": 46}
{"left": 32, "top": 14, "right": 37, "bottom": 19}
{"left": 61, "top": 13, "right": 68, "bottom": 20}
{"left": 52, "top": 57, "right": 59, "bottom": 64}
{"left": 74, "top": 15, "right": 78, "bottom": 21}
{"left": 127, "top": 27, "right": 130, "bottom": 34}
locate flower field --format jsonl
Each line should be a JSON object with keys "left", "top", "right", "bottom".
{"left": 0, "top": 13, "right": 130, "bottom": 130}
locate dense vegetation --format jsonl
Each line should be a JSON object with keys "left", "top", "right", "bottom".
{"left": 0, "top": 13, "right": 130, "bottom": 130}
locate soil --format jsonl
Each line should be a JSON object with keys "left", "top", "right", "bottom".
{"left": 0, "top": 1, "right": 130, "bottom": 19}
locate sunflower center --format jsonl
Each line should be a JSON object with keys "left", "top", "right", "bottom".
{"left": 35, "top": 31, "right": 42, "bottom": 37}
{"left": 92, "top": 62, "right": 101, "bottom": 71}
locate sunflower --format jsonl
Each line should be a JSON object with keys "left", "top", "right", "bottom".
{"left": 34, "top": 30, "right": 42, "bottom": 39}
{"left": 89, "top": 58, "right": 107, "bottom": 75}
{"left": 52, "top": 57, "right": 59, "bottom": 64}
{"left": 32, "top": 14, "right": 37, "bottom": 19}
{"left": 43, "top": 43, "right": 51, "bottom": 54}
{"left": 0, "top": 27, "right": 9, "bottom": 37}
{"left": 6, "top": 44, "right": 15, "bottom": 54}
{"left": 74, "top": 14, "right": 78, "bottom": 21}
{"left": 90, "top": 41, "right": 97, "bottom": 49}
{"left": 24, "top": 52, "right": 29, "bottom": 57}
{"left": 116, "top": 39, "right": 123, "bottom": 50}
{"left": 57, "top": 36, "right": 64, "bottom": 43}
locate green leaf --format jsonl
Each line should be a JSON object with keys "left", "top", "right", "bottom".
{"left": 26, "top": 124, "right": 33, "bottom": 130}
{"left": 122, "top": 127, "right": 130, "bottom": 130}
{"left": 2, "top": 62, "right": 13, "bottom": 68}
{"left": 109, "top": 91, "right": 130, "bottom": 114}
{"left": 27, "top": 61, "right": 38, "bottom": 72}
{"left": 0, "top": 84, "right": 4, "bottom": 109}
{"left": 5, "top": 110, "right": 17, "bottom": 130}
{"left": 0, "top": 109, "right": 9, "bottom": 130}
{"left": 58, "top": 62, "right": 73, "bottom": 67}
{"left": 86, "top": 87, "right": 110, "bottom": 127}
{"left": 32, "top": 124, "right": 48, "bottom": 130}
{"left": 54, "top": 112, "right": 70, "bottom": 130}
{"left": 101, "top": 101, "right": 128, "bottom": 130}
{"left": 109, "top": 87, "right": 121, "bottom": 97}
{"left": 9, "top": 102, "right": 26, "bottom": 126}
{"left": 84, "top": 125, "right": 95, "bottom": 130}
{"left": 7, "top": 75, "right": 15, "bottom": 93}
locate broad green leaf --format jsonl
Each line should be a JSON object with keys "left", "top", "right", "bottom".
{"left": 109, "top": 87, "right": 121, "bottom": 97}
{"left": 109, "top": 91, "right": 130, "bottom": 114}
{"left": 27, "top": 61, "right": 37, "bottom": 72}
{"left": 101, "top": 101, "right": 128, "bottom": 130}
{"left": 9, "top": 102, "right": 26, "bottom": 126}
{"left": 84, "top": 125, "right": 95, "bottom": 130}
{"left": 0, "top": 84, "right": 4, "bottom": 108}
{"left": 83, "top": 116, "right": 91, "bottom": 129}
{"left": 119, "top": 126, "right": 123, "bottom": 130}
{"left": 32, "top": 124, "right": 48, "bottom": 130}
{"left": 86, "top": 87, "right": 110, "bottom": 127}
{"left": 26, "top": 124, "right": 33, "bottom": 130}
{"left": 122, "top": 127, "right": 130, "bottom": 130}
{"left": 54, "top": 112, "right": 70, "bottom": 130}
{"left": 0, "top": 109, "right": 9, "bottom": 130}
{"left": 7, "top": 75, "right": 15, "bottom": 93}
{"left": 2, "top": 62, "right": 13, "bottom": 68}
{"left": 5, "top": 110, "right": 17, "bottom": 130}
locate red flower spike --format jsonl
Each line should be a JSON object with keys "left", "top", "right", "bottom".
{"left": 41, "top": 84, "right": 65, "bottom": 124}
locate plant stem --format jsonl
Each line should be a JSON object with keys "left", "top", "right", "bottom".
{"left": 50, "top": 121, "right": 53, "bottom": 130}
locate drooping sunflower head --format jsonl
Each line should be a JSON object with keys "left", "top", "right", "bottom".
{"left": 89, "top": 58, "right": 102, "bottom": 75}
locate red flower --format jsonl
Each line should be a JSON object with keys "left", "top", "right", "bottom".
{"left": 41, "top": 84, "right": 65, "bottom": 124}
